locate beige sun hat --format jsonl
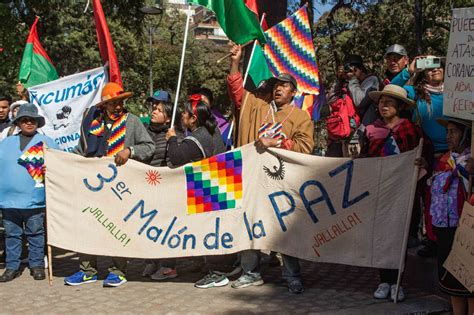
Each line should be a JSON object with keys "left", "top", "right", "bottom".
{"left": 369, "top": 84, "right": 415, "bottom": 109}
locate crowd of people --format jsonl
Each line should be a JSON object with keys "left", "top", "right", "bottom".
{"left": 0, "top": 42, "right": 472, "bottom": 314}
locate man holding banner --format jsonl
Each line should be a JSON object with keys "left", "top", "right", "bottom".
{"left": 224, "top": 44, "right": 314, "bottom": 294}
{"left": 64, "top": 82, "right": 154, "bottom": 287}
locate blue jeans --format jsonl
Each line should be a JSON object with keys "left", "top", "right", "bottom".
{"left": 241, "top": 250, "right": 301, "bottom": 282}
{"left": 2, "top": 208, "right": 45, "bottom": 270}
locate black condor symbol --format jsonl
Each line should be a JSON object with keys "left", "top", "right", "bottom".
{"left": 263, "top": 156, "right": 285, "bottom": 180}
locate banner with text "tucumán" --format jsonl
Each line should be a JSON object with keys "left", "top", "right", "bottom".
{"left": 28, "top": 67, "right": 107, "bottom": 152}
{"left": 45, "top": 143, "right": 419, "bottom": 269}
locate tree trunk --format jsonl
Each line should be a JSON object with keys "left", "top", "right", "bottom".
{"left": 414, "top": 0, "right": 423, "bottom": 55}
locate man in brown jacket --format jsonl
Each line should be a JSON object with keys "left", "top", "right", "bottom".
{"left": 227, "top": 43, "right": 314, "bottom": 294}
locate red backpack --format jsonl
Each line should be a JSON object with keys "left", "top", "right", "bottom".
{"left": 326, "top": 92, "right": 360, "bottom": 140}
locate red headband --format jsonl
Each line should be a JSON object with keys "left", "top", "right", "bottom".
{"left": 188, "top": 94, "right": 202, "bottom": 117}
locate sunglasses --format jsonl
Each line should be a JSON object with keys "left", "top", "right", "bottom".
{"left": 18, "top": 117, "right": 37, "bottom": 124}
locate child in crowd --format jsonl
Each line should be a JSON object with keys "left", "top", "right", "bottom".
{"left": 141, "top": 89, "right": 183, "bottom": 280}
{"left": 416, "top": 117, "right": 474, "bottom": 315}
{"left": 359, "top": 84, "right": 426, "bottom": 302}
{"left": 0, "top": 103, "right": 60, "bottom": 282}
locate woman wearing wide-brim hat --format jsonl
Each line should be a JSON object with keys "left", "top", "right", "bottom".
{"left": 0, "top": 103, "right": 60, "bottom": 282}
{"left": 368, "top": 84, "right": 416, "bottom": 109}
{"left": 360, "top": 85, "right": 430, "bottom": 302}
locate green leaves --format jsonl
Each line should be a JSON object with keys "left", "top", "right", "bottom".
{"left": 0, "top": 0, "right": 231, "bottom": 117}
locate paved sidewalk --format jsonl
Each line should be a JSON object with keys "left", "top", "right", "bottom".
{"left": 0, "top": 241, "right": 451, "bottom": 314}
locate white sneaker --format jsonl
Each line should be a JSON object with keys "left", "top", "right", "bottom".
{"left": 151, "top": 267, "right": 178, "bottom": 280}
{"left": 142, "top": 263, "right": 157, "bottom": 277}
{"left": 390, "top": 284, "right": 405, "bottom": 302}
{"left": 373, "top": 282, "right": 390, "bottom": 299}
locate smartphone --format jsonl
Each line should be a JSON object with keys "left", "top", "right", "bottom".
{"left": 416, "top": 57, "right": 442, "bottom": 71}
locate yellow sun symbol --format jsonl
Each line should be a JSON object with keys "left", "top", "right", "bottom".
{"left": 145, "top": 170, "right": 162, "bottom": 186}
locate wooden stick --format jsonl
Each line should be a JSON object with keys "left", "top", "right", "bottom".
{"left": 216, "top": 40, "right": 255, "bottom": 64}
{"left": 469, "top": 121, "right": 474, "bottom": 198}
{"left": 48, "top": 245, "right": 53, "bottom": 286}
{"left": 394, "top": 139, "right": 423, "bottom": 303}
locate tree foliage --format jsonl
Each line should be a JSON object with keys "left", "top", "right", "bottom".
{"left": 1, "top": 0, "right": 471, "bottom": 120}
{"left": 314, "top": 0, "right": 471, "bottom": 86}
{"left": 0, "top": 0, "right": 231, "bottom": 116}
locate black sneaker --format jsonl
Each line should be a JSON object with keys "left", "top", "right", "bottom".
{"left": 0, "top": 269, "right": 21, "bottom": 282}
{"left": 30, "top": 267, "right": 46, "bottom": 280}
{"left": 194, "top": 272, "right": 229, "bottom": 289}
{"left": 288, "top": 280, "right": 305, "bottom": 294}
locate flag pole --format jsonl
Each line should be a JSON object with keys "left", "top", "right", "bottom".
{"left": 225, "top": 13, "right": 267, "bottom": 148}
{"left": 394, "top": 139, "right": 423, "bottom": 303}
{"left": 171, "top": 5, "right": 192, "bottom": 127}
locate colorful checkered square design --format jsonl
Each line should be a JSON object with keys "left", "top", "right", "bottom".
{"left": 185, "top": 150, "right": 243, "bottom": 215}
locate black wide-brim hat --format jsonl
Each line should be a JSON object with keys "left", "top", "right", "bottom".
{"left": 436, "top": 117, "right": 472, "bottom": 129}
{"left": 12, "top": 103, "right": 45, "bottom": 128}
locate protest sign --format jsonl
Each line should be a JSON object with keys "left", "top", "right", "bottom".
{"left": 28, "top": 67, "right": 107, "bottom": 152}
{"left": 45, "top": 143, "right": 420, "bottom": 269}
{"left": 443, "top": 7, "right": 474, "bottom": 120}
{"left": 444, "top": 202, "right": 474, "bottom": 293}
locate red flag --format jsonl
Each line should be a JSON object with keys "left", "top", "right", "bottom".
{"left": 244, "top": 0, "right": 269, "bottom": 31}
{"left": 92, "top": 0, "right": 122, "bottom": 87}
{"left": 19, "top": 17, "right": 58, "bottom": 87}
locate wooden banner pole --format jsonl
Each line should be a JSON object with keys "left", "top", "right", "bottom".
{"left": 394, "top": 139, "right": 423, "bottom": 303}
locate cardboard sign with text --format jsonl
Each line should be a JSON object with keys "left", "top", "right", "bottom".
{"left": 444, "top": 202, "right": 474, "bottom": 293}
{"left": 443, "top": 7, "right": 474, "bottom": 119}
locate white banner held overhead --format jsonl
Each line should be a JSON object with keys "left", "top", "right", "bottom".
{"left": 28, "top": 67, "right": 107, "bottom": 151}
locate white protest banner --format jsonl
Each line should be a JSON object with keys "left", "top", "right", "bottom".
{"left": 443, "top": 7, "right": 474, "bottom": 119}
{"left": 444, "top": 202, "right": 474, "bottom": 293}
{"left": 28, "top": 67, "right": 107, "bottom": 152}
{"left": 45, "top": 144, "right": 419, "bottom": 269}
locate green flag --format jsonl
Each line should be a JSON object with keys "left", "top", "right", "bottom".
{"left": 19, "top": 17, "right": 58, "bottom": 88}
{"left": 248, "top": 44, "right": 273, "bottom": 87}
{"left": 187, "top": 0, "right": 266, "bottom": 44}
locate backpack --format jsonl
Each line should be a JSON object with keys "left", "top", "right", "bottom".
{"left": 326, "top": 92, "right": 360, "bottom": 140}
